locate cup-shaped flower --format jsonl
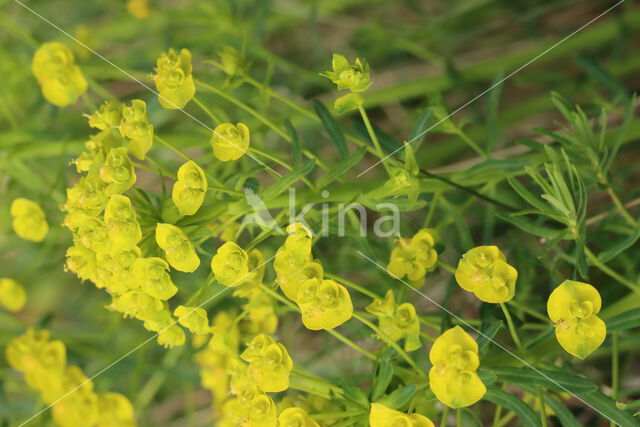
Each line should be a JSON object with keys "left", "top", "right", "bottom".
{"left": 273, "top": 251, "right": 320, "bottom": 301}
{"left": 210, "top": 123, "right": 250, "bottom": 161}
{"left": 370, "top": 403, "right": 434, "bottom": 427}
{"left": 133, "top": 257, "right": 178, "bottom": 300}
{"left": 11, "top": 198, "right": 49, "bottom": 242}
{"left": 76, "top": 217, "right": 111, "bottom": 254}
{"left": 87, "top": 101, "right": 122, "bottom": 130}
{"left": 172, "top": 160, "right": 208, "bottom": 216}
{"left": 99, "top": 147, "right": 136, "bottom": 194}
{"left": 119, "top": 99, "right": 154, "bottom": 160}
{"left": 153, "top": 48, "right": 195, "bottom": 109}
{"left": 65, "top": 241, "right": 98, "bottom": 283}
{"left": 428, "top": 326, "right": 486, "bottom": 408}
{"left": 95, "top": 246, "right": 140, "bottom": 295}
{"left": 96, "top": 392, "right": 136, "bottom": 427}
{"left": 240, "top": 289, "right": 278, "bottom": 335}
{"left": 455, "top": 246, "right": 517, "bottom": 303}
{"left": 547, "top": 280, "right": 606, "bottom": 359}
{"left": 240, "top": 334, "right": 293, "bottom": 393}
{"left": 31, "top": 42, "right": 87, "bottom": 107}
{"left": 109, "top": 290, "right": 163, "bottom": 319}
{"left": 104, "top": 195, "right": 142, "bottom": 250}
{"left": 155, "top": 223, "right": 200, "bottom": 272}
{"left": 279, "top": 408, "right": 320, "bottom": 427}
{"left": 297, "top": 278, "right": 353, "bottom": 330}
{"left": 320, "top": 53, "right": 372, "bottom": 92}
{"left": 157, "top": 324, "right": 186, "bottom": 348}
{"left": 0, "top": 278, "right": 27, "bottom": 312}
{"left": 6, "top": 329, "right": 66, "bottom": 391}
{"left": 284, "top": 222, "right": 313, "bottom": 257}
{"left": 211, "top": 242, "right": 250, "bottom": 287}
{"left": 366, "top": 290, "right": 421, "bottom": 351}
{"left": 174, "top": 305, "right": 210, "bottom": 335}
{"left": 388, "top": 229, "right": 438, "bottom": 285}
{"left": 222, "top": 384, "right": 277, "bottom": 427}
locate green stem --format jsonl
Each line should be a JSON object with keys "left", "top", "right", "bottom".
{"left": 437, "top": 260, "right": 456, "bottom": 274}
{"left": 506, "top": 300, "right": 550, "bottom": 323}
{"left": 440, "top": 406, "right": 449, "bottom": 427}
{"left": 537, "top": 387, "right": 548, "bottom": 427}
{"left": 606, "top": 186, "right": 638, "bottom": 227}
{"left": 611, "top": 332, "right": 619, "bottom": 427}
{"left": 500, "top": 302, "right": 523, "bottom": 351}
{"left": 584, "top": 247, "right": 640, "bottom": 293}
{"left": 192, "top": 96, "right": 222, "bottom": 125}
{"left": 457, "top": 130, "right": 489, "bottom": 159}
{"left": 325, "top": 273, "right": 380, "bottom": 299}
{"left": 456, "top": 408, "right": 463, "bottom": 427}
{"left": 352, "top": 312, "right": 423, "bottom": 374}
{"left": 358, "top": 105, "right": 387, "bottom": 168}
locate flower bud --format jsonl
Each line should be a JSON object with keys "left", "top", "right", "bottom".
{"left": 240, "top": 334, "right": 293, "bottom": 393}
{"left": 320, "top": 53, "right": 372, "bottom": 93}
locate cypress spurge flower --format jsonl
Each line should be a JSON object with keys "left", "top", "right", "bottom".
{"left": 320, "top": 53, "right": 372, "bottom": 92}
{"left": 174, "top": 305, "right": 210, "bottom": 335}
{"left": 133, "top": 257, "right": 178, "bottom": 300}
{"left": 153, "top": 48, "right": 196, "bottom": 109}
{"left": 119, "top": 99, "right": 154, "bottom": 160}
{"left": 99, "top": 147, "right": 137, "bottom": 194}
{"left": 211, "top": 242, "right": 250, "bottom": 287}
{"left": 87, "top": 100, "right": 122, "bottom": 131}
{"left": 210, "top": 123, "right": 250, "bottom": 161}
{"left": 76, "top": 217, "right": 111, "bottom": 254}
{"left": 10, "top": 198, "right": 48, "bottom": 242}
{"left": 455, "top": 246, "right": 518, "bottom": 303}
{"left": 0, "top": 278, "right": 27, "bottom": 312}
{"left": 172, "top": 160, "right": 208, "bottom": 216}
{"left": 428, "top": 326, "right": 486, "bottom": 408}
{"left": 155, "top": 223, "right": 200, "bottom": 272}
{"left": 240, "top": 334, "right": 293, "bottom": 393}
{"left": 388, "top": 229, "right": 438, "bottom": 285}
{"left": 222, "top": 383, "right": 277, "bottom": 426}
{"left": 95, "top": 246, "right": 141, "bottom": 295}
{"left": 369, "top": 403, "right": 434, "bottom": 427}
{"left": 547, "top": 280, "right": 606, "bottom": 359}
{"left": 104, "top": 195, "right": 142, "bottom": 250}
{"left": 31, "top": 42, "right": 87, "bottom": 107}
{"left": 278, "top": 408, "right": 320, "bottom": 427}
{"left": 157, "top": 324, "right": 186, "bottom": 348}
{"left": 297, "top": 278, "right": 353, "bottom": 330}
{"left": 366, "top": 290, "right": 421, "bottom": 351}
{"left": 96, "top": 392, "right": 137, "bottom": 426}
{"left": 273, "top": 222, "right": 317, "bottom": 300}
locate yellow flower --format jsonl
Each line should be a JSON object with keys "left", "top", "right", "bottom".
{"left": 388, "top": 229, "right": 438, "bottom": 285}
{"left": 96, "top": 392, "right": 137, "bottom": 427}
{"left": 320, "top": 53, "right": 372, "bottom": 93}
{"left": 10, "top": 198, "right": 48, "bottom": 242}
{"left": 126, "top": 0, "right": 150, "bottom": 19}
{"left": 210, "top": 123, "right": 250, "bottom": 161}
{"left": 284, "top": 222, "right": 313, "bottom": 256}
{"left": 174, "top": 305, "right": 210, "bottom": 335}
{"left": 240, "top": 290, "right": 278, "bottom": 335}
{"left": 157, "top": 324, "right": 186, "bottom": 348}
{"left": 428, "top": 326, "right": 486, "bottom": 408}
{"left": 153, "top": 48, "right": 195, "bottom": 109}
{"left": 273, "top": 223, "right": 317, "bottom": 301}
{"left": 233, "top": 249, "right": 266, "bottom": 297}
{"left": 455, "top": 246, "right": 517, "bottom": 303}
{"left": 240, "top": 334, "right": 293, "bottom": 393}
{"left": 278, "top": 407, "right": 320, "bottom": 427}
{"left": 221, "top": 383, "right": 277, "bottom": 427}
{"left": 172, "top": 160, "right": 208, "bottom": 216}
{"left": 547, "top": 280, "right": 606, "bottom": 359}
{"left": 109, "top": 290, "right": 163, "bottom": 319}
{"left": 31, "top": 42, "right": 87, "bottom": 107}
{"left": 104, "top": 195, "right": 142, "bottom": 250}
{"left": 119, "top": 99, "right": 154, "bottom": 160}
{"left": 366, "top": 290, "right": 421, "bottom": 352}
{"left": 49, "top": 366, "right": 99, "bottom": 426}
{"left": 65, "top": 241, "right": 98, "bottom": 283}
{"left": 133, "top": 257, "right": 178, "bottom": 300}
{"left": 297, "top": 278, "right": 353, "bottom": 330}
{"left": 88, "top": 100, "right": 122, "bottom": 131}
{"left": 369, "top": 403, "right": 434, "bottom": 427}
{"left": 75, "top": 217, "right": 111, "bottom": 254}
{"left": 99, "top": 147, "right": 136, "bottom": 195}
{"left": 155, "top": 223, "right": 200, "bottom": 272}
{"left": 0, "top": 278, "right": 27, "bottom": 312}
{"left": 95, "top": 246, "right": 141, "bottom": 295}
{"left": 211, "top": 242, "right": 250, "bottom": 287}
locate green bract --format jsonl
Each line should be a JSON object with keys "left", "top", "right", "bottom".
{"left": 320, "top": 53, "right": 372, "bottom": 92}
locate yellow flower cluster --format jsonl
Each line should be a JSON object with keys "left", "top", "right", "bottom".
{"left": 320, "top": 53, "right": 372, "bottom": 114}
{"left": 278, "top": 407, "right": 320, "bottom": 427}
{"left": 455, "top": 246, "right": 517, "bottom": 303}
{"left": 153, "top": 48, "right": 196, "bottom": 109}
{"left": 172, "top": 160, "right": 208, "bottom": 216}
{"left": 0, "top": 278, "right": 27, "bottom": 312}
{"left": 366, "top": 290, "right": 421, "bottom": 351}
{"left": 387, "top": 229, "right": 438, "bottom": 285}
{"left": 11, "top": 198, "right": 49, "bottom": 242}
{"left": 31, "top": 42, "right": 87, "bottom": 107}
{"left": 428, "top": 326, "right": 486, "bottom": 408}
{"left": 155, "top": 223, "right": 200, "bottom": 272}
{"left": 547, "top": 280, "right": 606, "bottom": 359}
{"left": 370, "top": 403, "right": 434, "bottom": 427}
{"left": 119, "top": 99, "right": 154, "bottom": 160}
{"left": 6, "top": 329, "right": 136, "bottom": 427}
{"left": 210, "top": 122, "right": 251, "bottom": 161}
{"left": 240, "top": 334, "right": 293, "bottom": 393}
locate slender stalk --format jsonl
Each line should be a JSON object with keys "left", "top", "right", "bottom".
{"left": 606, "top": 186, "right": 638, "bottom": 227}
{"left": 507, "top": 300, "right": 550, "bottom": 323}
{"left": 537, "top": 386, "right": 548, "bottom": 427}
{"left": 611, "top": 332, "right": 619, "bottom": 427}
{"left": 584, "top": 247, "right": 640, "bottom": 292}
{"left": 437, "top": 260, "right": 456, "bottom": 274}
{"left": 440, "top": 406, "right": 449, "bottom": 427}
{"left": 192, "top": 96, "right": 222, "bottom": 125}
{"left": 500, "top": 302, "right": 523, "bottom": 351}
{"left": 491, "top": 402, "right": 503, "bottom": 427}
{"left": 456, "top": 408, "right": 463, "bottom": 427}
{"left": 457, "top": 130, "right": 489, "bottom": 159}
{"left": 357, "top": 106, "right": 384, "bottom": 158}
{"left": 325, "top": 273, "right": 380, "bottom": 300}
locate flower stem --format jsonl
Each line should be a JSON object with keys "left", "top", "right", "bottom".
{"left": 606, "top": 186, "right": 638, "bottom": 227}
{"left": 192, "top": 96, "right": 222, "bottom": 125}
{"left": 584, "top": 247, "right": 640, "bottom": 293}
{"left": 506, "top": 300, "right": 549, "bottom": 323}
{"left": 500, "top": 302, "right": 523, "bottom": 351}
{"left": 456, "top": 408, "right": 463, "bottom": 427}
{"left": 440, "top": 406, "right": 449, "bottom": 427}
{"left": 358, "top": 105, "right": 387, "bottom": 169}
{"left": 611, "top": 332, "right": 619, "bottom": 427}
{"left": 325, "top": 273, "right": 380, "bottom": 300}
{"left": 537, "top": 386, "right": 548, "bottom": 427}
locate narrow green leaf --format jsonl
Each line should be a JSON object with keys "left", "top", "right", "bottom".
{"left": 484, "top": 387, "right": 541, "bottom": 427}
{"left": 317, "top": 147, "right": 367, "bottom": 190}
{"left": 370, "top": 357, "right": 393, "bottom": 401}
{"left": 486, "top": 69, "right": 504, "bottom": 152}
{"left": 376, "top": 384, "right": 416, "bottom": 410}
{"left": 507, "top": 176, "right": 551, "bottom": 214}
{"left": 574, "top": 55, "right": 628, "bottom": 101}
{"left": 491, "top": 367, "right": 598, "bottom": 393}
{"left": 263, "top": 159, "right": 315, "bottom": 201}
{"left": 284, "top": 119, "right": 302, "bottom": 166}
{"left": 496, "top": 212, "right": 563, "bottom": 239}
{"left": 606, "top": 309, "right": 640, "bottom": 332}
{"left": 575, "top": 390, "right": 638, "bottom": 427}
{"left": 409, "top": 107, "right": 433, "bottom": 150}
{"left": 314, "top": 100, "right": 348, "bottom": 159}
